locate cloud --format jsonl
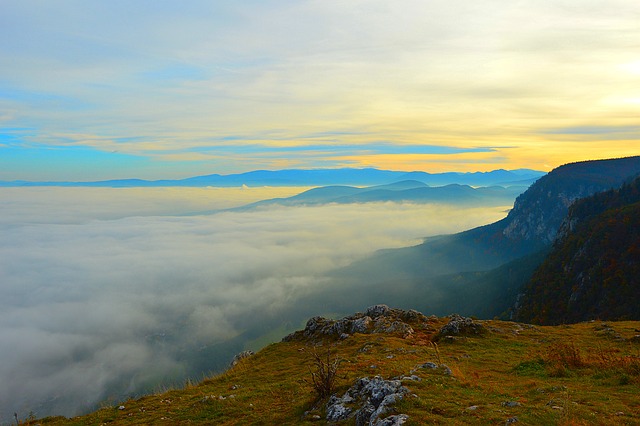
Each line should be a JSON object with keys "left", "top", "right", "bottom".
{"left": 2, "top": 1, "right": 639, "bottom": 178}
{"left": 540, "top": 125, "right": 640, "bottom": 140}
{"left": 0, "top": 187, "right": 510, "bottom": 420}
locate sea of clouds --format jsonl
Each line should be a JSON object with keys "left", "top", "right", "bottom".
{"left": 0, "top": 187, "right": 509, "bottom": 420}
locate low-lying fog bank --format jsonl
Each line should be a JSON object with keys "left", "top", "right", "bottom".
{"left": 0, "top": 187, "right": 511, "bottom": 420}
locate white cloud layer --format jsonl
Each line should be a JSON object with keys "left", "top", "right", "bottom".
{"left": 1, "top": 1, "right": 639, "bottom": 178}
{"left": 0, "top": 187, "right": 509, "bottom": 420}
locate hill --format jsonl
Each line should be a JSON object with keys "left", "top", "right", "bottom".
{"left": 514, "top": 176, "right": 640, "bottom": 325}
{"left": 235, "top": 181, "right": 527, "bottom": 209}
{"left": 34, "top": 306, "right": 640, "bottom": 425}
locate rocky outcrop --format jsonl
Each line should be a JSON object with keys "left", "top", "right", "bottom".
{"left": 229, "top": 350, "right": 254, "bottom": 368}
{"left": 283, "top": 305, "right": 434, "bottom": 342}
{"left": 435, "top": 314, "right": 485, "bottom": 340}
{"left": 326, "top": 375, "right": 409, "bottom": 425}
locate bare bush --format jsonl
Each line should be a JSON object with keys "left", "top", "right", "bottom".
{"left": 307, "top": 348, "right": 342, "bottom": 400}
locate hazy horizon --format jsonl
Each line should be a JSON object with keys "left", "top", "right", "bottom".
{"left": 2, "top": 1, "right": 639, "bottom": 181}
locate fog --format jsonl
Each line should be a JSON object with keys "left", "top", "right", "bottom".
{"left": 0, "top": 187, "right": 509, "bottom": 421}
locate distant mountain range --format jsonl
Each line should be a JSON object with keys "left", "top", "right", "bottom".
{"left": 0, "top": 168, "right": 544, "bottom": 188}
{"left": 232, "top": 180, "right": 528, "bottom": 210}
{"left": 293, "top": 156, "right": 640, "bottom": 321}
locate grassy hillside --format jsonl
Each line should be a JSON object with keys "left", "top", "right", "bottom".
{"left": 32, "top": 308, "right": 640, "bottom": 425}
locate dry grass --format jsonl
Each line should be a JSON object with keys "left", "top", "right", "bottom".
{"left": 30, "top": 318, "right": 640, "bottom": 425}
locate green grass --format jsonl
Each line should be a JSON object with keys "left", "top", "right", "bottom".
{"left": 32, "top": 318, "right": 640, "bottom": 425}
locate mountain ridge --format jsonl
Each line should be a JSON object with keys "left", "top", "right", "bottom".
{"left": 0, "top": 168, "right": 544, "bottom": 188}
{"left": 232, "top": 180, "right": 527, "bottom": 210}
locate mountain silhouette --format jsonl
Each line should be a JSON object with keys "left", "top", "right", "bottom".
{"left": 0, "top": 168, "right": 543, "bottom": 188}
{"left": 235, "top": 180, "right": 526, "bottom": 209}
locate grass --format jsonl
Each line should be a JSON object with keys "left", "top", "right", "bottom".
{"left": 29, "top": 318, "right": 640, "bottom": 425}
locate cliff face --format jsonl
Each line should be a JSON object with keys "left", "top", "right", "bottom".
{"left": 514, "top": 176, "right": 640, "bottom": 325}
{"left": 437, "top": 156, "right": 640, "bottom": 270}
{"left": 500, "top": 156, "right": 640, "bottom": 246}
{"left": 323, "top": 157, "right": 640, "bottom": 322}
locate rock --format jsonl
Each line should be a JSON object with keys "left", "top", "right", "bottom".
{"left": 420, "top": 362, "right": 438, "bottom": 369}
{"left": 440, "top": 364, "right": 453, "bottom": 375}
{"left": 366, "top": 304, "right": 391, "bottom": 318}
{"left": 502, "top": 401, "right": 522, "bottom": 407}
{"left": 326, "top": 401, "right": 352, "bottom": 422}
{"left": 379, "top": 321, "right": 414, "bottom": 337}
{"left": 418, "top": 362, "right": 451, "bottom": 375}
{"left": 230, "top": 350, "right": 255, "bottom": 367}
{"left": 326, "top": 376, "right": 409, "bottom": 426}
{"left": 355, "top": 404, "right": 376, "bottom": 426}
{"left": 466, "top": 405, "right": 479, "bottom": 410}
{"left": 304, "top": 316, "right": 333, "bottom": 336}
{"left": 283, "top": 306, "right": 431, "bottom": 341}
{"left": 437, "top": 314, "right": 485, "bottom": 338}
{"left": 400, "top": 309, "right": 428, "bottom": 323}
{"left": 352, "top": 316, "right": 373, "bottom": 333}
{"left": 373, "top": 414, "right": 409, "bottom": 425}
{"left": 505, "top": 417, "right": 519, "bottom": 424}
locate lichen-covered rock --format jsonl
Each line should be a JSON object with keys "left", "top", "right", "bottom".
{"left": 420, "top": 362, "right": 438, "bottom": 369}
{"left": 282, "top": 305, "right": 429, "bottom": 342}
{"left": 400, "top": 309, "right": 429, "bottom": 324}
{"left": 326, "top": 398, "right": 352, "bottom": 422}
{"left": 326, "top": 375, "right": 409, "bottom": 426}
{"left": 378, "top": 321, "right": 414, "bottom": 337}
{"left": 351, "top": 316, "right": 373, "bottom": 333}
{"left": 373, "top": 414, "right": 409, "bottom": 426}
{"left": 355, "top": 404, "right": 376, "bottom": 426}
{"left": 366, "top": 304, "right": 391, "bottom": 318}
{"left": 304, "top": 316, "right": 334, "bottom": 336}
{"left": 416, "top": 362, "right": 451, "bottom": 375}
{"left": 437, "top": 314, "right": 485, "bottom": 338}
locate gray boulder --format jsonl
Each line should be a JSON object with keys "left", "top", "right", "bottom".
{"left": 326, "top": 375, "right": 409, "bottom": 426}
{"left": 437, "top": 314, "right": 485, "bottom": 338}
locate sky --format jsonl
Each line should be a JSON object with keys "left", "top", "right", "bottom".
{"left": 0, "top": 187, "right": 511, "bottom": 419}
{"left": 1, "top": 0, "right": 639, "bottom": 181}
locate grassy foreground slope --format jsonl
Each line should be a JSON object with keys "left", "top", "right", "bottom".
{"left": 35, "top": 309, "right": 640, "bottom": 425}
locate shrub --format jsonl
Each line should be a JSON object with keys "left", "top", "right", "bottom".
{"left": 544, "top": 342, "right": 584, "bottom": 369}
{"left": 307, "top": 348, "right": 342, "bottom": 400}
